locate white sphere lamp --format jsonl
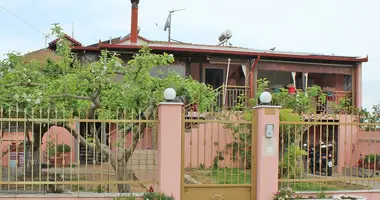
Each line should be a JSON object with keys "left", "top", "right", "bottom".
{"left": 260, "top": 91, "right": 272, "bottom": 105}
{"left": 164, "top": 88, "right": 176, "bottom": 102}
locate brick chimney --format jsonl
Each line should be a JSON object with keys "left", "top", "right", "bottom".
{"left": 130, "top": 0, "right": 139, "bottom": 43}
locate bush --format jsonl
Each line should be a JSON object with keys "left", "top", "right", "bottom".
{"left": 279, "top": 144, "right": 307, "bottom": 179}
{"left": 364, "top": 154, "right": 380, "bottom": 163}
{"left": 142, "top": 192, "right": 174, "bottom": 200}
{"left": 56, "top": 144, "right": 71, "bottom": 153}
{"left": 48, "top": 143, "right": 71, "bottom": 157}
{"left": 143, "top": 185, "right": 175, "bottom": 200}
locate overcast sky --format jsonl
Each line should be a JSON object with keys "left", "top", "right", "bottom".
{"left": 0, "top": 0, "right": 378, "bottom": 110}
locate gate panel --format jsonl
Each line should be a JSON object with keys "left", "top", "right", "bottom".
{"left": 181, "top": 107, "right": 254, "bottom": 200}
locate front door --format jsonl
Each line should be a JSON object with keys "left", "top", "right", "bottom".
{"left": 205, "top": 68, "right": 224, "bottom": 89}
{"left": 205, "top": 68, "right": 224, "bottom": 107}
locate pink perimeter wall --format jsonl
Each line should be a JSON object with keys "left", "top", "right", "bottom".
{"left": 355, "top": 130, "right": 380, "bottom": 162}
{"left": 184, "top": 122, "right": 243, "bottom": 169}
{"left": 1, "top": 126, "right": 78, "bottom": 166}
{"left": 337, "top": 115, "right": 358, "bottom": 172}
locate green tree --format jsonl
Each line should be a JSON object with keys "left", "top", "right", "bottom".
{"left": 225, "top": 78, "right": 326, "bottom": 170}
{"left": 0, "top": 24, "right": 216, "bottom": 192}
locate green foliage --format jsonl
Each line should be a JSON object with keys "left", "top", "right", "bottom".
{"left": 142, "top": 192, "right": 175, "bottom": 200}
{"left": 361, "top": 103, "right": 380, "bottom": 123}
{"left": 272, "top": 85, "right": 325, "bottom": 114}
{"left": 249, "top": 78, "right": 270, "bottom": 106}
{"left": 317, "top": 190, "right": 327, "bottom": 199}
{"left": 0, "top": 24, "right": 216, "bottom": 118}
{"left": 0, "top": 24, "right": 216, "bottom": 193}
{"left": 47, "top": 143, "right": 71, "bottom": 157}
{"left": 113, "top": 194, "right": 136, "bottom": 200}
{"left": 273, "top": 187, "right": 295, "bottom": 200}
{"left": 226, "top": 79, "right": 317, "bottom": 169}
{"left": 364, "top": 154, "right": 380, "bottom": 164}
{"left": 56, "top": 144, "right": 71, "bottom": 153}
{"left": 212, "top": 152, "right": 225, "bottom": 170}
{"left": 279, "top": 144, "right": 307, "bottom": 179}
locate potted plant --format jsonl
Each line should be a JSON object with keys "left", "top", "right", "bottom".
{"left": 323, "top": 87, "right": 335, "bottom": 97}
{"left": 272, "top": 85, "right": 283, "bottom": 94}
{"left": 48, "top": 143, "right": 71, "bottom": 166}
{"left": 362, "top": 154, "right": 380, "bottom": 169}
{"left": 287, "top": 84, "right": 296, "bottom": 94}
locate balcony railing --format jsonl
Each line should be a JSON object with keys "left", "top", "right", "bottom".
{"left": 216, "top": 85, "right": 249, "bottom": 109}
{"left": 271, "top": 88, "right": 353, "bottom": 114}
{"left": 316, "top": 90, "right": 352, "bottom": 113}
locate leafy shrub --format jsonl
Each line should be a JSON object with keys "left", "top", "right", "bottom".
{"left": 113, "top": 194, "right": 136, "bottom": 200}
{"left": 273, "top": 187, "right": 295, "bottom": 200}
{"left": 364, "top": 154, "right": 380, "bottom": 163}
{"left": 279, "top": 144, "right": 307, "bottom": 179}
{"left": 143, "top": 185, "right": 175, "bottom": 200}
{"left": 56, "top": 144, "right": 71, "bottom": 153}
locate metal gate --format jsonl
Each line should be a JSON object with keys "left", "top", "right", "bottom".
{"left": 181, "top": 107, "right": 256, "bottom": 200}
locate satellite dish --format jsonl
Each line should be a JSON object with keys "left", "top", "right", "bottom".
{"left": 164, "top": 14, "right": 171, "bottom": 31}
{"left": 162, "top": 8, "right": 186, "bottom": 42}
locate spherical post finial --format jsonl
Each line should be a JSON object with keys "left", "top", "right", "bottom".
{"left": 259, "top": 91, "right": 272, "bottom": 105}
{"left": 164, "top": 88, "right": 176, "bottom": 102}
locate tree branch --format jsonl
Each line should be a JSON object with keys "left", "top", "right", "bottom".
{"left": 62, "top": 123, "right": 117, "bottom": 169}
{"left": 123, "top": 104, "right": 155, "bottom": 163}
{"left": 87, "top": 90, "right": 101, "bottom": 119}
{"left": 5, "top": 82, "right": 45, "bottom": 88}
{"left": 50, "top": 93, "right": 92, "bottom": 101}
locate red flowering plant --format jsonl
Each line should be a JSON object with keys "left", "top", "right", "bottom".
{"left": 142, "top": 186, "right": 175, "bottom": 200}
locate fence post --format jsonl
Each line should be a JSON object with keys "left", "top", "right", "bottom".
{"left": 157, "top": 102, "right": 183, "bottom": 199}
{"left": 252, "top": 105, "right": 281, "bottom": 200}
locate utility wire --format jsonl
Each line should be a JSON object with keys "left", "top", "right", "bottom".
{"left": 0, "top": 4, "right": 47, "bottom": 36}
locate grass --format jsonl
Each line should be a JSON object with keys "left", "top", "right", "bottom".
{"left": 279, "top": 182, "right": 346, "bottom": 191}
{"left": 205, "top": 168, "right": 251, "bottom": 184}
{"left": 188, "top": 167, "right": 370, "bottom": 191}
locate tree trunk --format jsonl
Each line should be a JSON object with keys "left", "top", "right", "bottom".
{"left": 116, "top": 163, "right": 131, "bottom": 193}
{"left": 24, "top": 125, "right": 49, "bottom": 177}
{"left": 25, "top": 144, "right": 42, "bottom": 177}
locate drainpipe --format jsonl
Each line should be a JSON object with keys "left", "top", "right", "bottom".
{"left": 249, "top": 55, "right": 261, "bottom": 99}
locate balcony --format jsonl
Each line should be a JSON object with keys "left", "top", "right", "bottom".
{"left": 271, "top": 87, "right": 352, "bottom": 114}
{"left": 216, "top": 85, "right": 249, "bottom": 109}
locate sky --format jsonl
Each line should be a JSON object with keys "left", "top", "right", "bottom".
{"left": 0, "top": 0, "right": 379, "bottom": 110}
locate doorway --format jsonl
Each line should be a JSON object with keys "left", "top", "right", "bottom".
{"left": 204, "top": 68, "right": 224, "bottom": 89}
{"left": 204, "top": 68, "right": 224, "bottom": 107}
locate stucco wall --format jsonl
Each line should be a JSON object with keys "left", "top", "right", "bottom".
{"left": 1, "top": 126, "right": 78, "bottom": 167}
{"left": 355, "top": 130, "right": 380, "bottom": 162}
{"left": 184, "top": 121, "right": 243, "bottom": 169}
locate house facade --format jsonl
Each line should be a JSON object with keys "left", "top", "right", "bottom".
{"left": 42, "top": 0, "right": 367, "bottom": 111}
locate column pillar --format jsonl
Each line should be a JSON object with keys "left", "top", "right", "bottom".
{"left": 158, "top": 102, "right": 183, "bottom": 199}
{"left": 252, "top": 106, "right": 281, "bottom": 200}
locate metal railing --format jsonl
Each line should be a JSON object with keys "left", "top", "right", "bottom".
{"left": 0, "top": 106, "right": 158, "bottom": 194}
{"left": 271, "top": 89, "right": 353, "bottom": 114}
{"left": 183, "top": 107, "right": 252, "bottom": 186}
{"left": 315, "top": 91, "right": 352, "bottom": 113}
{"left": 279, "top": 112, "right": 380, "bottom": 191}
{"left": 216, "top": 85, "right": 249, "bottom": 109}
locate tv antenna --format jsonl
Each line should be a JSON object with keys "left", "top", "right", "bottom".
{"left": 163, "top": 8, "right": 185, "bottom": 42}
